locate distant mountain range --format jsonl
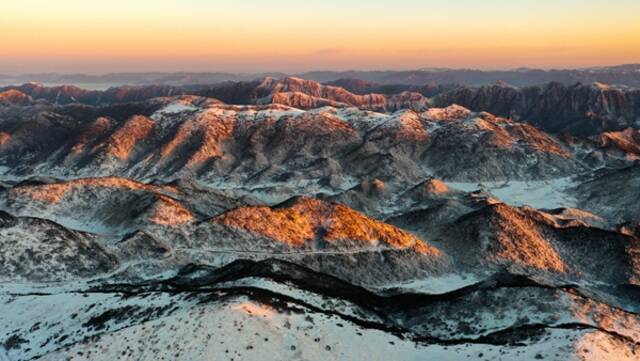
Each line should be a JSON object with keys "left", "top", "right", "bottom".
{"left": 3, "top": 76, "right": 639, "bottom": 136}
{"left": 1, "top": 64, "right": 640, "bottom": 88}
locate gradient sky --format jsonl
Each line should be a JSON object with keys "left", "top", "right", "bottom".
{"left": 0, "top": 0, "right": 639, "bottom": 73}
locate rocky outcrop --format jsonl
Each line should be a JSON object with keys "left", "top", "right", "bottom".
{"left": 253, "top": 77, "right": 430, "bottom": 111}
{"left": 0, "top": 89, "right": 32, "bottom": 105}
{"left": 594, "top": 127, "right": 640, "bottom": 155}
{"left": 434, "top": 82, "right": 640, "bottom": 136}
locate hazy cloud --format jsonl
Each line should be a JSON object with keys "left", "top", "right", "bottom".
{"left": 307, "top": 48, "right": 345, "bottom": 56}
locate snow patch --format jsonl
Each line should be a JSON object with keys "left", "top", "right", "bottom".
{"left": 382, "top": 273, "right": 482, "bottom": 294}
{"left": 447, "top": 177, "right": 578, "bottom": 209}
{"left": 151, "top": 102, "right": 199, "bottom": 122}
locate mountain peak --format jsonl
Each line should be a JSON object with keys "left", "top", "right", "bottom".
{"left": 214, "top": 196, "right": 440, "bottom": 254}
{"left": 0, "top": 89, "right": 32, "bottom": 105}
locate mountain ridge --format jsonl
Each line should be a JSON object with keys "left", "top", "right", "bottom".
{"left": 2, "top": 72, "right": 640, "bottom": 360}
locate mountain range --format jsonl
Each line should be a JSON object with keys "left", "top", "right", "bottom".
{"left": 1, "top": 75, "right": 640, "bottom": 360}
{"left": 2, "top": 64, "right": 640, "bottom": 88}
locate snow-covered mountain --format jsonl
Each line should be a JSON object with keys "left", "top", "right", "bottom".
{"left": 1, "top": 79, "right": 639, "bottom": 360}
{"left": 0, "top": 99, "right": 585, "bottom": 184}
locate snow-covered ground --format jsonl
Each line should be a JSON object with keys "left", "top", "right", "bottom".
{"left": 150, "top": 102, "right": 199, "bottom": 122}
{"left": 381, "top": 273, "right": 481, "bottom": 294}
{"left": 447, "top": 177, "right": 578, "bottom": 209}
{"left": 2, "top": 288, "right": 635, "bottom": 361}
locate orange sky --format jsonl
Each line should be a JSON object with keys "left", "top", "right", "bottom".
{"left": 0, "top": 0, "right": 639, "bottom": 73}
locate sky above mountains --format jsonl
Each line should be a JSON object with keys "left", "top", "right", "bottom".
{"left": 1, "top": 0, "right": 639, "bottom": 73}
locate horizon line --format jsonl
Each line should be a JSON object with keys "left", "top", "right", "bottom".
{"left": 1, "top": 63, "right": 639, "bottom": 78}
